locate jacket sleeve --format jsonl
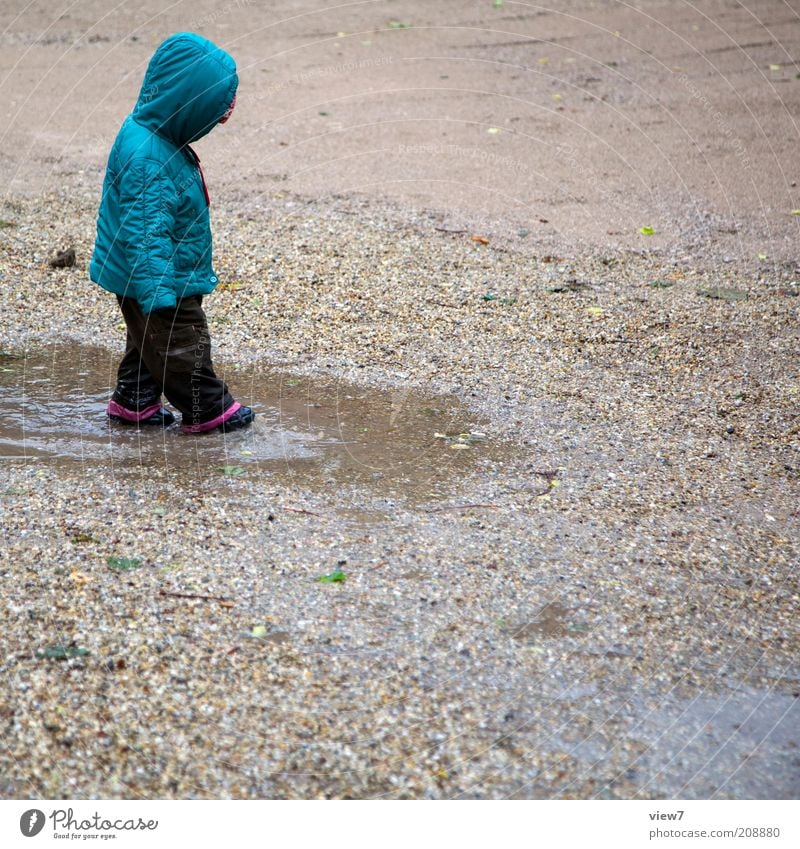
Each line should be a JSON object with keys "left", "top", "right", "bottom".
{"left": 117, "top": 158, "right": 178, "bottom": 313}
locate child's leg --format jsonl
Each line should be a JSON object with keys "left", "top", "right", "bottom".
{"left": 117, "top": 294, "right": 240, "bottom": 432}
{"left": 108, "top": 329, "right": 164, "bottom": 421}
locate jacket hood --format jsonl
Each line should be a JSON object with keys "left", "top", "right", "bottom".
{"left": 132, "top": 33, "right": 238, "bottom": 146}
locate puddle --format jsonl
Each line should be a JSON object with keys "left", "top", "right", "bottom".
{"left": 628, "top": 685, "right": 800, "bottom": 798}
{"left": 0, "top": 344, "right": 515, "bottom": 507}
{"left": 539, "top": 684, "right": 800, "bottom": 799}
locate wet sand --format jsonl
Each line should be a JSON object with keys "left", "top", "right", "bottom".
{"left": 0, "top": 1, "right": 798, "bottom": 800}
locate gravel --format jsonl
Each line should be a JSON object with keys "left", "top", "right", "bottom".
{"left": 0, "top": 190, "right": 798, "bottom": 799}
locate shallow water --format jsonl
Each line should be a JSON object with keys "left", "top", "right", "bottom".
{"left": 0, "top": 344, "right": 514, "bottom": 507}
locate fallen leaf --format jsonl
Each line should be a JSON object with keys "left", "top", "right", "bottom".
{"left": 388, "top": 19, "right": 413, "bottom": 28}
{"left": 586, "top": 306, "right": 605, "bottom": 315}
{"left": 251, "top": 625, "right": 268, "bottom": 638}
{"left": 697, "top": 287, "right": 748, "bottom": 301}
{"left": 471, "top": 235, "right": 490, "bottom": 244}
{"left": 106, "top": 556, "right": 142, "bottom": 571}
{"left": 49, "top": 248, "right": 76, "bottom": 268}
{"left": 487, "top": 127, "right": 501, "bottom": 134}
{"left": 71, "top": 532, "right": 98, "bottom": 544}
{"left": 769, "top": 64, "right": 782, "bottom": 71}
{"left": 37, "top": 645, "right": 89, "bottom": 660}
{"left": 649, "top": 279, "right": 675, "bottom": 288}
{"left": 317, "top": 569, "right": 346, "bottom": 583}
{"left": 640, "top": 226, "right": 655, "bottom": 235}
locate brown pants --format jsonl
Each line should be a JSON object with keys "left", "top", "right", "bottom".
{"left": 111, "top": 294, "right": 235, "bottom": 428}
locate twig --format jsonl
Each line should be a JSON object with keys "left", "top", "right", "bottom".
{"left": 425, "top": 502, "right": 501, "bottom": 513}
{"left": 425, "top": 298, "right": 462, "bottom": 309}
{"left": 158, "top": 590, "right": 232, "bottom": 603}
{"left": 433, "top": 226, "right": 467, "bottom": 234}
{"left": 283, "top": 506, "right": 324, "bottom": 516}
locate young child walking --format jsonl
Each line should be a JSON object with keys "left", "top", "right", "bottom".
{"left": 90, "top": 32, "right": 254, "bottom": 433}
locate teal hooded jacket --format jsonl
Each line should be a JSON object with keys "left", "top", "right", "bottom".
{"left": 90, "top": 33, "right": 238, "bottom": 313}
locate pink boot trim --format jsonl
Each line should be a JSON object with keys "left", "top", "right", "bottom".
{"left": 107, "top": 400, "right": 163, "bottom": 423}
{"left": 180, "top": 401, "right": 241, "bottom": 434}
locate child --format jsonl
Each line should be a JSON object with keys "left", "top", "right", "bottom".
{"left": 90, "top": 32, "right": 254, "bottom": 433}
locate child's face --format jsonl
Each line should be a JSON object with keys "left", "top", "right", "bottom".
{"left": 218, "top": 94, "right": 236, "bottom": 124}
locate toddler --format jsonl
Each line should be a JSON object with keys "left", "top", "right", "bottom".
{"left": 90, "top": 32, "right": 254, "bottom": 433}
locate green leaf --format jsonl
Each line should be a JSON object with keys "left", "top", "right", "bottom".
{"left": 639, "top": 226, "right": 655, "bottom": 235}
{"left": 106, "top": 556, "right": 142, "bottom": 571}
{"left": 317, "top": 569, "right": 346, "bottom": 583}
{"left": 388, "top": 19, "right": 413, "bottom": 28}
{"left": 251, "top": 625, "right": 268, "bottom": 638}
{"left": 37, "top": 645, "right": 89, "bottom": 660}
{"left": 220, "top": 465, "right": 245, "bottom": 476}
{"left": 318, "top": 111, "right": 329, "bottom": 117}
{"left": 649, "top": 279, "right": 675, "bottom": 288}
{"left": 482, "top": 292, "right": 498, "bottom": 301}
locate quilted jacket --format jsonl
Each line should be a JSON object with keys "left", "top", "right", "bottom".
{"left": 90, "top": 33, "right": 238, "bottom": 313}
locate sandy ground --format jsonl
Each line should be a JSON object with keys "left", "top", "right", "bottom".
{"left": 2, "top": 0, "right": 800, "bottom": 260}
{"left": 0, "top": 0, "right": 798, "bottom": 800}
